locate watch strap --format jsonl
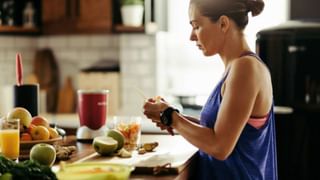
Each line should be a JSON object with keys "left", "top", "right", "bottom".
{"left": 160, "top": 107, "right": 179, "bottom": 126}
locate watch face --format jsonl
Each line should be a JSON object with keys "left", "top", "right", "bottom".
{"left": 161, "top": 115, "right": 169, "bottom": 126}
{"left": 160, "top": 107, "right": 175, "bottom": 126}
{"left": 163, "top": 117, "right": 169, "bottom": 125}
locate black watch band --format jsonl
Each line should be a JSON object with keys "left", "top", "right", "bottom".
{"left": 160, "top": 107, "right": 179, "bottom": 126}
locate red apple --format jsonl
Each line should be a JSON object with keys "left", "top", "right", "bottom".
{"left": 27, "top": 124, "right": 36, "bottom": 134}
{"left": 31, "top": 116, "right": 49, "bottom": 127}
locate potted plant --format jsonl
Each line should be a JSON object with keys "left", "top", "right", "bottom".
{"left": 121, "top": 0, "right": 144, "bottom": 27}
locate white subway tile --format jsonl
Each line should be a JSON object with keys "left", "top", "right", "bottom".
{"left": 120, "top": 49, "right": 140, "bottom": 62}
{"left": 67, "top": 36, "right": 89, "bottom": 48}
{"left": 120, "top": 34, "right": 155, "bottom": 48}
{"left": 0, "top": 37, "right": 15, "bottom": 48}
{"left": 14, "top": 37, "right": 36, "bottom": 48}
{"left": 88, "top": 35, "right": 118, "bottom": 48}
{"left": 5, "top": 51, "right": 16, "bottom": 62}
{"left": 101, "top": 48, "right": 119, "bottom": 60}
{"left": 56, "top": 50, "right": 77, "bottom": 62}
{"left": 48, "top": 36, "right": 68, "bottom": 49}
{"left": 79, "top": 49, "right": 101, "bottom": 62}
{"left": 140, "top": 48, "right": 155, "bottom": 62}
{"left": 36, "top": 37, "right": 49, "bottom": 48}
{"left": 131, "top": 64, "right": 152, "bottom": 76}
{"left": 0, "top": 51, "right": 6, "bottom": 61}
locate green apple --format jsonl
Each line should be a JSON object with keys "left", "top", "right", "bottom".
{"left": 7, "top": 107, "right": 32, "bottom": 128}
{"left": 107, "top": 129, "right": 125, "bottom": 150}
{"left": 93, "top": 136, "right": 118, "bottom": 156}
{"left": 30, "top": 143, "right": 56, "bottom": 166}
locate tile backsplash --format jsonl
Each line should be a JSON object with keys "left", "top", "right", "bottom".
{"left": 0, "top": 34, "right": 158, "bottom": 116}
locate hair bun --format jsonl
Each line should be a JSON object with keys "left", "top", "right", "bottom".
{"left": 246, "top": 0, "right": 264, "bottom": 16}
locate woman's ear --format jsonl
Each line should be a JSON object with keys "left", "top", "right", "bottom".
{"left": 218, "top": 15, "right": 230, "bottom": 33}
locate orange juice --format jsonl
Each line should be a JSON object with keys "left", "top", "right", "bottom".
{"left": 0, "top": 129, "right": 20, "bottom": 159}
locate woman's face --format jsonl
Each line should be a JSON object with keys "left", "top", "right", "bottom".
{"left": 188, "top": 4, "right": 225, "bottom": 56}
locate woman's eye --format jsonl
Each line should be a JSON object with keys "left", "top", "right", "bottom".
{"left": 193, "top": 26, "right": 199, "bottom": 30}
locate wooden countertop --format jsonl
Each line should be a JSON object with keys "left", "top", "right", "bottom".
{"left": 22, "top": 134, "right": 198, "bottom": 179}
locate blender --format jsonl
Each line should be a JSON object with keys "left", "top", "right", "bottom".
{"left": 76, "top": 89, "right": 109, "bottom": 140}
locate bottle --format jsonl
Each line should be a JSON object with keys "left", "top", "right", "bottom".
{"left": 23, "top": 2, "right": 35, "bottom": 28}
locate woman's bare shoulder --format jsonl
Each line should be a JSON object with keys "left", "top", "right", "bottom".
{"left": 228, "top": 56, "right": 268, "bottom": 81}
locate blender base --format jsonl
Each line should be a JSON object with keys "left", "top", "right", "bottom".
{"left": 76, "top": 126, "right": 106, "bottom": 140}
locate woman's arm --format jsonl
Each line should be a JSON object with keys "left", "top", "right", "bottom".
{"left": 171, "top": 58, "right": 263, "bottom": 160}
{"left": 183, "top": 115, "right": 200, "bottom": 124}
{"left": 144, "top": 57, "right": 263, "bottom": 160}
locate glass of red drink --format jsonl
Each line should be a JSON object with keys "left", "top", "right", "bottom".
{"left": 77, "top": 90, "right": 109, "bottom": 130}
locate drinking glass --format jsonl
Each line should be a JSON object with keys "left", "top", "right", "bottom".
{"left": 0, "top": 117, "right": 20, "bottom": 160}
{"left": 114, "top": 116, "right": 141, "bottom": 151}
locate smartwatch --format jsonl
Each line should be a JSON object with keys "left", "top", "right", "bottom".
{"left": 160, "top": 107, "right": 179, "bottom": 126}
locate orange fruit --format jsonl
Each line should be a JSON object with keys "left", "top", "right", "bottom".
{"left": 30, "top": 126, "right": 50, "bottom": 140}
{"left": 48, "top": 127, "right": 60, "bottom": 139}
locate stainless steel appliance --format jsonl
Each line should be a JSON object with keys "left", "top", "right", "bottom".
{"left": 256, "top": 21, "right": 320, "bottom": 180}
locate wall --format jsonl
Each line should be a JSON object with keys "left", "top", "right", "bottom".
{"left": 0, "top": 34, "right": 157, "bottom": 116}
{"left": 0, "top": 37, "right": 36, "bottom": 86}
{"left": 119, "top": 34, "right": 158, "bottom": 116}
{"left": 0, "top": 36, "right": 36, "bottom": 115}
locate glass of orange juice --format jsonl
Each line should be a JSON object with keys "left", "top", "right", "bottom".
{"left": 0, "top": 117, "right": 20, "bottom": 160}
{"left": 114, "top": 116, "right": 141, "bottom": 151}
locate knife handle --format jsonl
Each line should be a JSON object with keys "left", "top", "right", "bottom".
{"left": 16, "top": 53, "right": 23, "bottom": 86}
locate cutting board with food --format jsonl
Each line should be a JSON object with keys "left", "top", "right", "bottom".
{"left": 75, "top": 134, "right": 198, "bottom": 175}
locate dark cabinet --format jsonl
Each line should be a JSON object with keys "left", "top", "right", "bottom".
{"left": 0, "top": 0, "right": 41, "bottom": 35}
{"left": 42, "top": 0, "right": 112, "bottom": 35}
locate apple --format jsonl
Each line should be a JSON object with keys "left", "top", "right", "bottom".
{"left": 21, "top": 133, "right": 32, "bottom": 141}
{"left": 27, "top": 124, "right": 36, "bottom": 134}
{"left": 7, "top": 107, "right": 32, "bottom": 128}
{"left": 31, "top": 116, "right": 49, "bottom": 127}
{"left": 30, "top": 126, "right": 50, "bottom": 140}
{"left": 92, "top": 136, "right": 118, "bottom": 156}
{"left": 107, "top": 129, "right": 125, "bottom": 150}
{"left": 30, "top": 143, "right": 56, "bottom": 166}
{"left": 48, "top": 127, "right": 60, "bottom": 139}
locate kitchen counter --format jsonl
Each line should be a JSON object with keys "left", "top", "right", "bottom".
{"left": 43, "top": 113, "right": 175, "bottom": 134}
{"left": 48, "top": 134, "right": 198, "bottom": 179}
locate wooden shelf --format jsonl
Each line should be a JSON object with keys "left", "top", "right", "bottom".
{"left": 114, "top": 24, "right": 145, "bottom": 33}
{"left": 0, "top": 26, "right": 40, "bottom": 35}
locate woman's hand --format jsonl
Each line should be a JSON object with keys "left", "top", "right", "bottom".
{"left": 143, "top": 96, "right": 174, "bottom": 135}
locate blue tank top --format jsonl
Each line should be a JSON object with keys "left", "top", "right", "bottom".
{"left": 196, "top": 52, "right": 278, "bottom": 180}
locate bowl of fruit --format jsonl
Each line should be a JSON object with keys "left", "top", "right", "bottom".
{"left": 6, "top": 107, "right": 64, "bottom": 149}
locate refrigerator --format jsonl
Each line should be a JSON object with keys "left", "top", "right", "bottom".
{"left": 256, "top": 21, "right": 320, "bottom": 180}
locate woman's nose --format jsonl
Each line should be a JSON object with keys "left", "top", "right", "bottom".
{"left": 189, "top": 31, "right": 197, "bottom": 41}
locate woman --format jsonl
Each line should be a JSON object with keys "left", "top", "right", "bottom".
{"left": 143, "top": 0, "right": 277, "bottom": 179}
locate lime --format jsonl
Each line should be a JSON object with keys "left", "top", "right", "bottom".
{"left": 93, "top": 136, "right": 118, "bottom": 156}
{"left": 107, "top": 129, "right": 125, "bottom": 150}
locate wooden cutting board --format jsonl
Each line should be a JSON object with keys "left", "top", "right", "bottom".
{"left": 74, "top": 135, "right": 198, "bottom": 175}
{"left": 57, "top": 76, "right": 75, "bottom": 113}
